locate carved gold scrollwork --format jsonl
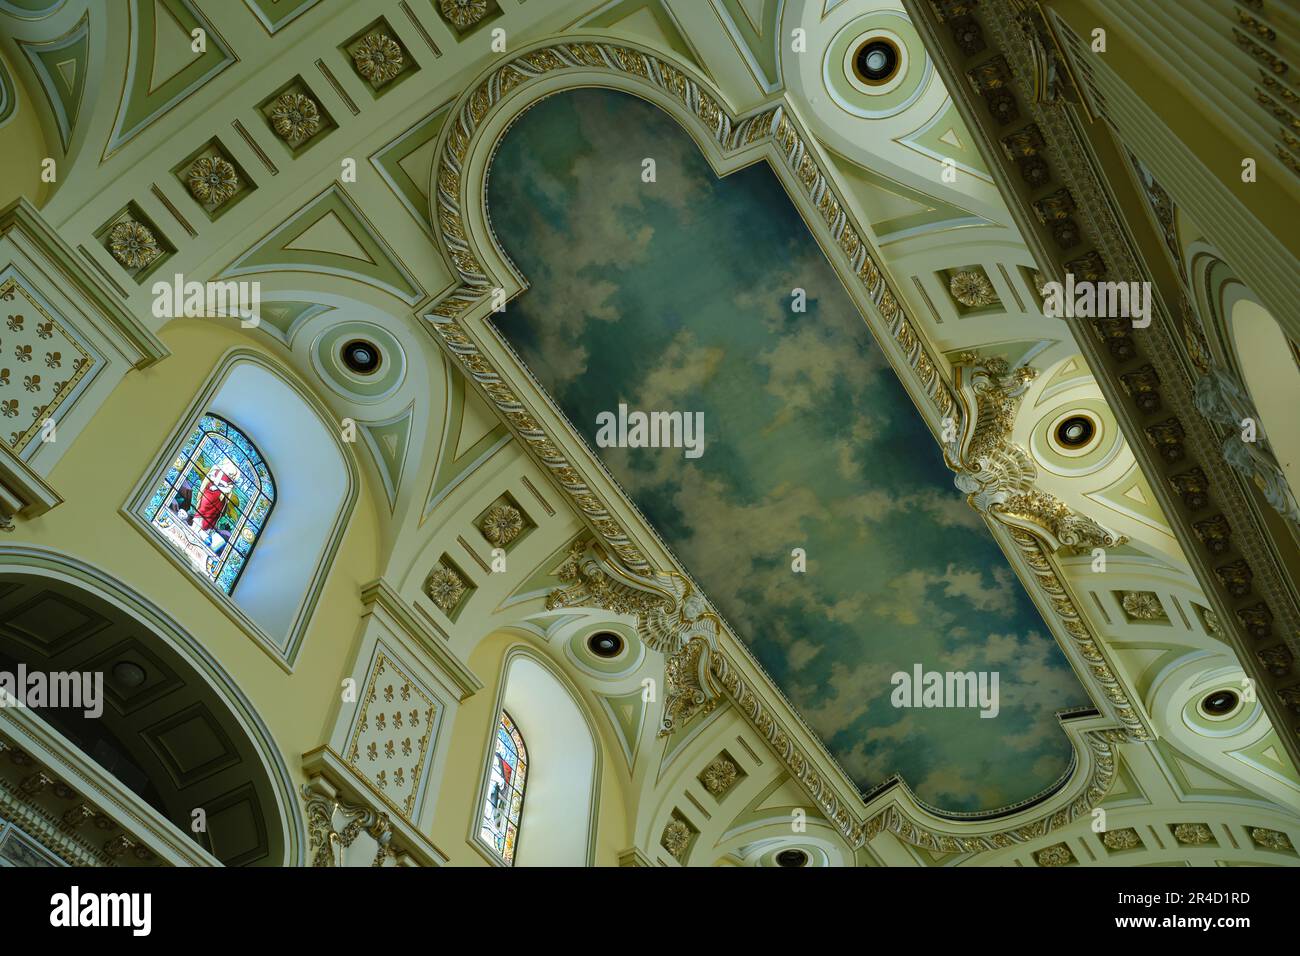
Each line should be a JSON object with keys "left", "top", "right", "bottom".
{"left": 945, "top": 354, "right": 1148, "bottom": 741}
{"left": 302, "top": 782, "right": 394, "bottom": 868}
{"left": 948, "top": 354, "right": 1126, "bottom": 553}
{"left": 546, "top": 540, "right": 724, "bottom": 735}
{"left": 661, "top": 638, "right": 719, "bottom": 736}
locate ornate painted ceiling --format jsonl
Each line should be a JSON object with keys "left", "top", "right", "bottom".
{"left": 488, "top": 87, "right": 1084, "bottom": 811}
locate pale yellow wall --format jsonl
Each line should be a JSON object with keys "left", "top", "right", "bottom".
{"left": 11, "top": 319, "right": 386, "bottom": 798}
{"left": 0, "top": 45, "right": 50, "bottom": 211}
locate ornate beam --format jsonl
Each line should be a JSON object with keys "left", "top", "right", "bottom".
{"left": 904, "top": 0, "right": 1300, "bottom": 774}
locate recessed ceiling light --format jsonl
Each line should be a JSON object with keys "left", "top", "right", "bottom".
{"left": 775, "top": 848, "right": 809, "bottom": 867}
{"left": 853, "top": 38, "right": 900, "bottom": 85}
{"left": 111, "top": 661, "right": 147, "bottom": 689}
{"left": 587, "top": 631, "right": 624, "bottom": 659}
{"left": 1056, "top": 415, "right": 1095, "bottom": 448}
{"left": 341, "top": 338, "right": 382, "bottom": 375}
{"left": 1200, "top": 689, "right": 1239, "bottom": 718}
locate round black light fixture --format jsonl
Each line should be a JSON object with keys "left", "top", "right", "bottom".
{"left": 341, "top": 338, "right": 382, "bottom": 375}
{"left": 1055, "top": 415, "right": 1096, "bottom": 448}
{"left": 853, "top": 38, "right": 900, "bottom": 85}
{"left": 1201, "top": 689, "right": 1239, "bottom": 717}
{"left": 587, "top": 631, "right": 624, "bottom": 659}
{"left": 776, "top": 849, "right": 809, "bottom": 868}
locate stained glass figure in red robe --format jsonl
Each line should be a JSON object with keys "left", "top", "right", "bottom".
{"left": 194, "top": 458, "right": 240, "bottom": 532}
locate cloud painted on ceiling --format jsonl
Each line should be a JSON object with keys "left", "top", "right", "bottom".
{"left": 488, "top": 89, "right": 1086, "bottom": 813}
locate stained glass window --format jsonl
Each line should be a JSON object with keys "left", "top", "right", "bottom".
{"left": 140, "top": 414, "right": 275, "bottom": 596}
{"left": 479, "top": 710, "right": 527, "bottom": 865}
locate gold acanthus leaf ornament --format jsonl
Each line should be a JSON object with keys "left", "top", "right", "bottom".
{"left": 546, "top": 540, "right": 724, "bottom": 734}
{"left": 439, "top": 0, "right": 489, "bottom": 30}
{"left": 479, "top": 504, "right": 523, "bottom": 547}
{"left": 352, "top": 33, "right": 404, "bottom": 85}
{"left": 107, "top": 220, "right": 160, "bottom": 270}
{"left": 949, "top": 270, "right": 999, "bottom": 308}
{"left": 423, "top": 563, "right": 466, "bottom": 613}
{"left": 949, "top": 355, "right": 1126, "bottom": 553}
{"left": 186, "top": 156, "right": 240, "bottom": 206}
{"left": 270, "top": 92, "right": 321, "bottom": 144}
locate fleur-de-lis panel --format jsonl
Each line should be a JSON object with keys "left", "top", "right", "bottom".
{"left": 0, "top": 271, "right": 97, "bottom": 457}
{"left": 345, "top": 649, "right": 438, "bottom": 822}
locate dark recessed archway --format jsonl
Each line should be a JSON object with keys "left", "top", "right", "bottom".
{"left": 0, "top": 570, "right": 292, "bottom": 865}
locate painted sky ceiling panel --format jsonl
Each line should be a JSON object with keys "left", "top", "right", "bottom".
{"left": 488, "top": 89, "right": 1088, "bottom": 813}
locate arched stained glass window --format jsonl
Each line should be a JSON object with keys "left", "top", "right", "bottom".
{"left": 480, "top": 710, "right": 527, "bottom": 865}
{"left": 140, "top": 414, "right": 275, "bottom": 595}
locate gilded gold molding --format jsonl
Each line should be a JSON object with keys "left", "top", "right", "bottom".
{"left": 949, "top": 354, "right": 1127, "bottom": 554}
{"left": 868, "top": 729, "right": 1122, "bottom": 854}
{"left": 945, "top": 353, "right": 1148, "bottom": 740}
{"left": 1007, "top": 527, "right": 1150, "bottom": 739}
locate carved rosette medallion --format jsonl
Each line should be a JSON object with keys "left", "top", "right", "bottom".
{"left": 1249, "top": 827, "right": 1293, "bottom": 851}
{"left": 107, "top": 220, "right": 160, "bottom": 269}
{"left": 270, "top": 92, "right": 321, "bottom": 144}
{"left": 700, "top": 755, "right": 739, "bottom": 796}
{"left": 439, "top": 0, "right": 489, "bottom": 30}
{"left": 1120, "top": 590, "right": 1166, "bottom": 621}
{"left": 950, "top": 270, "right": 998, "bottom": 307}
{"left": 479, "top": 504, "right": 523, "bottom": 546}
{"left": 1034, "top": 842, "right": 1076, "bottom": 866}
{"left": 1172, "top": 822, "right": 1215, "bottom": 846}
{"left": 1101, "top": 827, "right": 1141, "bottom": 851}
{"left": 352, "top": 33, "right": 404, "bottom": 85}
{"left": 423, "top": 563, "right": 466, "bottom": 613}
{"left": 186, "top": 156, "right": 240, "bottom": 206}
{"left": 660, "top": 818, "right": 691, "bottom": 860}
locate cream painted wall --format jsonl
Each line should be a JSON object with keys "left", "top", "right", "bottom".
{"left": 0, "top": 45, "right": 49, "bottom": 211}
{"left": 8, "top": 319, "right": 387, "bottom": 816}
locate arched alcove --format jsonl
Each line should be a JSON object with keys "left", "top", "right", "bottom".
{"left": 476, "top": 650, "right": 598, "bottom": 866}
{"left": 1229, "top": 299, "right": 1300, "bottom": 496}
{"left": 0, "top": 548, "right": 302, "bottom": 865}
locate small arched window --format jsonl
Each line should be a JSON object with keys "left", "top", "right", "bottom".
{"left": 141, "top": 413, "right": 275, "bottom": 595}
{"left": 479, "top": 710, "right": 527, "bottom": 865}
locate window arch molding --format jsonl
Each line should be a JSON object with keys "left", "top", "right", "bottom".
{"left": 469, "top": 645, "right": 602, "bottom": 867}
{"left": 123, "top": 348, "right": 360, "bottom": 667}
{"left": 0, "top": 542, "right": 305, "bottom": 865}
